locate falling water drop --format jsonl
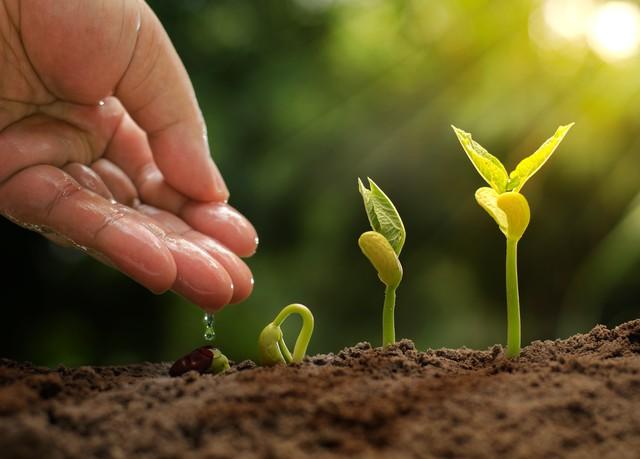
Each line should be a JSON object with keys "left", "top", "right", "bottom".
{"left": 203, "top": 313, "right": 216, "bottom": 341}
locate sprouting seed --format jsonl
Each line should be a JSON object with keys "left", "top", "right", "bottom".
{"left": 258, "top": 304, "right": 315, "bottom": 366}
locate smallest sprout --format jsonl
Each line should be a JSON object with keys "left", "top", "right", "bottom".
{"left": 169, "top": 345, "right": 230, "bottom": 377}
{"left": 258, "top": 304, "right": 315, "bottom": 366}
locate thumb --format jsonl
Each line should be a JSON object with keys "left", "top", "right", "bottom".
{"left": 115, "top": 1, "right": 228, "bottom": 202}
{"left": 19, "top": 0, "right": 228, "bottom": 202}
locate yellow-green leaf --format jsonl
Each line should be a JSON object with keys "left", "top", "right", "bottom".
{"left": 507, "top": 123, "right": 574, "bottom": 192}
{"left": 452, "top": 125, "right": 508, "bottom": 193}
{"left": 497, "top": 192, "right": 530, "bottom": 241}
{"left": 358, "top": 178, "right": 406, "bottom": 255}
{"left": 475, "top": 187, "right": 507, "bottom": 236}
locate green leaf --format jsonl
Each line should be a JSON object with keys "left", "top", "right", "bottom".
{"left": 452, "top": 125, "right": 508, "bottom": 193}
{"left": 358, "top": 178, "right": 406, "bottom": 255}
{"left": 474, "top": 187, "right": 507, "bottom": 236}
{"left": 507, "top": 123, "right": 574, "bottom": 192}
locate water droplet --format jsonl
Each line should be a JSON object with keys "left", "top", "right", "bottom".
{"left": 204, "top": 329, "right": 216, "bottom": 341}
{"left": 203, "top": 313, "right": 215, "bottom": 341}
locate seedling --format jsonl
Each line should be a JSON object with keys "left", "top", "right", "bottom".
{"left": 358, "top": 178, "right": 405, "bottom": 347}
{"left": 169, "top": 345, "right": 230, "bottom": 376}
{"left": 258, "top": 304, "right": 315, "bottom": 366}
{"left": 452, "top": 123, "right": 574, "bottom": 357}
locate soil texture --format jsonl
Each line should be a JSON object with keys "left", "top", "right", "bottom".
{"left": 1, "top": 320, "right": 640, "bottom": 459}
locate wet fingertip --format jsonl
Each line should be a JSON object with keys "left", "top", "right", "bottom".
{"left": 229, "top": 274, "right": 254, "bottom": 304}
{"left": 148, "top": 283, "right": 171, "bottom": 295}
{"left": 241, "top": 235, "right": 259, "bottom": 258}
{"left": 165, "top": 236, "right": 235, "bottom": 310}
{"left": 208, "top": 156, "right": 229, "bottom": 202}
{"left": 180, "top": 202, "right": 258, "bottom": 257}
{"left": 190, "top": 277, "right": 234, "bottom": 312}
{"left": 181, "top": 230, "right": 254, "bottom": 304}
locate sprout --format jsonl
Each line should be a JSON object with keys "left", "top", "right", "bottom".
{"left": 452, "top": 123, "right": 574, "bottom": 357}
{"left": 258, "top": 304, "right": 315, "bottom": 366}
{"left": 358, "top": 178, "right": 405, "bottom": 347}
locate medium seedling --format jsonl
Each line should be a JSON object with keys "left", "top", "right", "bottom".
{"left": 452, "top": 123, "right": 573, "bottom": 357}
{"left": 358, "top": 178, "right": 405, "bottom": 347}
{"left": 258, "top": 303, "right": 315, "bottom": 366}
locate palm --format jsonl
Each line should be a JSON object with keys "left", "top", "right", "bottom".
{"left": 0, "top": 0, "right": 257, "bottom": 310}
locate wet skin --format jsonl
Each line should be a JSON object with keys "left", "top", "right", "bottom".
{"left": 0, "top": 0, "right": 258, "bottom": 311}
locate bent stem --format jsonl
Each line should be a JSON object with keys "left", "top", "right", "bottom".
{"left": 506, "top": 238, "right": 521, "bottom": 358}
{"left": 272, "top": 303, "right": 315, "bottom": 363}
{"left": 382, "top": 286, "right": 396, "bottom": 347}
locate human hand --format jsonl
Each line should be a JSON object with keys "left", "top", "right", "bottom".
{"left": 0, "top": 0, "right": 258, "bottom": 311}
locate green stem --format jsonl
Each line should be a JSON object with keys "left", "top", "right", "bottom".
{"left": 382, "top": 286, "right": 396, "bottom": 346}
{"left": 506, "top": 238, "right": 521, "bottom": 358}
{"left": 278, "top": 336, "right": 292, "bottom": 364}
{"left": 273, "top": 303, "right": 315, "bottom": 363}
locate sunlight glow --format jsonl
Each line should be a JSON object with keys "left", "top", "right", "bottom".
{"left": 587, "top": 1, "right": 640, "bottom": 61}
{"left": 543, "top": 0, "right": 594, "bottom": 40}
{"left": 534, "top": 0, "right": 640, "bottom": 62}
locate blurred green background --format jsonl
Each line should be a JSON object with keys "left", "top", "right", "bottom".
{"left": 3, "top": 0, "right": 640, "bottom": 366}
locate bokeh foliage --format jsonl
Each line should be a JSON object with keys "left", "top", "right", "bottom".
{"left": 2, "top": 0, "right": 640, "bottom": 365}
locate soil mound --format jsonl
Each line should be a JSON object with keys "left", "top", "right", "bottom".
{"left": 1, "top": 320, "right": 639, "bottom": 458}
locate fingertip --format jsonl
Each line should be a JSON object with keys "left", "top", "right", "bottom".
{"left": 135, "top": 204, "right": 253, "bottom": 304}
{"left": 185, "top": 231, "right": 254, "bottom": 304}
{"left": 164, "top": 236, "right": 234, "bottom": 311}
{"left": 230, "top": 273, "right": 254, "bottom": 304}
{"left": 181, "top": 202, "right": 258, "bottom": 257}
{"left": 151, "top": 132, "right": 229, "bottom": 202}
{"left": 205, "top": 155, "right": 229, "bottom": 202}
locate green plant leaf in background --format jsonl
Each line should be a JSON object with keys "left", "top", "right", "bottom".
{"left": 452, "top": 125, "right": 508, "bottom": 193}
{"left": 358, "top": 177, "right": 406, "bottom": 255}
{"left": 507, "top": 123, "right": 575, "bottom": 192}
{"left": 474, "top": 187, "right": 508, "bottom": 236}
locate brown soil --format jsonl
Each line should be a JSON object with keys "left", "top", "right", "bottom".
{"left": 1, "top": 321, "right": 640, "bottom": 459}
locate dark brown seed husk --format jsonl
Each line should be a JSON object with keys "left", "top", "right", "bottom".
{"left": 169, "top": 346, "right": 214, "bottom": 377}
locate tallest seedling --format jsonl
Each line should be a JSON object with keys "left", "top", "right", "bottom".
{"left": 452, "top": 123, "right": 574, "bottom": 357}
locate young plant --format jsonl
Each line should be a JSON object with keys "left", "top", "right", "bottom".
{"left": 169, "top": 345, "right": 230, "bottom": 377}
{"left": 358, "top": 178, "right": 405, "bottom": 347}
{"left": 258, "top": 304, "right": 315, "bottom": 366}
{"left": 452, "top": 123, "right": 574, "bottom": 357}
